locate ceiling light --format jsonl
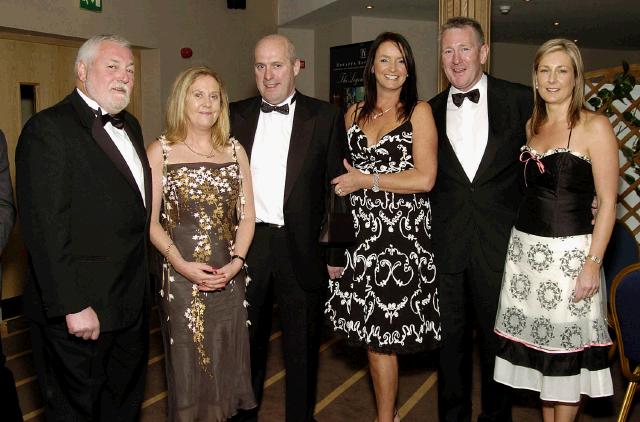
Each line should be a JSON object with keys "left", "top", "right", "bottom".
{"left": 574, "top": 39, "right": 578, "bottom": 43}
{"left": 365, "top": 4, "right": 374, "bottom": 9}
{"left": 553, "top": 21, "right": 560, "bottom": 26}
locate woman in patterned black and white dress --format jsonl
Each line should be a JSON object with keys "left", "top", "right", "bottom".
{"left": 326, "top": 32, "right": 440, "bottom": 422}
{"left": 493, "top": 39, "right": 617, "bottom": 422}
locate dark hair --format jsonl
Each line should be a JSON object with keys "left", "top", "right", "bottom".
{"left": 439, "top": 16, "right": 485, "bottom": 45}
{"left": 359, "top": 32, "right": 418, "bottom": 124}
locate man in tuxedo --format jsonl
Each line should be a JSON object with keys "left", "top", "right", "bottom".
{"left": 16, "top": 34, "right": 151, "bottom": 421}
{"left": 0, "top": 129, "right": 19, "bottom": 421}
{"left": 230, "top": 34, "right": 345, "bottom": 422}
{"left": 428, "top": 17, "right": 533, "bottom": 422}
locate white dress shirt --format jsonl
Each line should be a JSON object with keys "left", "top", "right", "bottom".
{"left": 77, "top": 88, "right": 146, "bottom": 206}
{"left": 250, "top": 92, "right": 297, "bottom": 226}
{"left": 446, "top": 74, "right": 489, "bottom": 182}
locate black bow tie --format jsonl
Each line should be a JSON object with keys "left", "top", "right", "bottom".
{"left": 260, "top": 101, "right": 289, "bottom": 115}
{"left": 451, "top": 89, "right": 480, "bottom": 107}
{"left": 99, "top": 110, "right": 125, "bottom": 129}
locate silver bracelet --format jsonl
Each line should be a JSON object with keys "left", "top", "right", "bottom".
{"left": 586, "top": 254, "right": 602, "bottom": 265}
{"left": 372, "top": 173, "right": 380, "bottom": 192}
{"left": 164, "top": 242, "right": 174, "bottom": 256}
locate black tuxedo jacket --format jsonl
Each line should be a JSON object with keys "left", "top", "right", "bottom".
{"left": 16, "top": 90, "right": 152, "bottom": 331}
{"left": 428, "top": 75, "right": 533, "bottom": 273}
{"left": 230, "top": 93, "right": 346, "bottom": 291}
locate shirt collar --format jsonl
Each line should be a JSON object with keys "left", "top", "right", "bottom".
{"left": 449, "top": 73, "right": 487, "bottom": 96}
{"left": 262, "top": 90, "right": 296, "bottom": 107}
{"left": 76, "top": 88, "right": 109, "bottom": 115}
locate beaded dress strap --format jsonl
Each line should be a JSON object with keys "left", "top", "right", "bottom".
{"left": 159, "top": 136, "right": 171, "bottom": 204}
{"left": 230, "top": 138, "right": 246, "bottom": 222}
{"left": 158, "top": 135, "right": 175, "bottom": 299}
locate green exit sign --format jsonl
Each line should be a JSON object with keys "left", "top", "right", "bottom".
{"left": 80, "top": 0, "right": 102, "bottom": 12}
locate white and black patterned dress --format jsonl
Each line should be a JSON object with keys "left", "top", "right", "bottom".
{"left": 325, "top": 121, "right": 440, "bottom": 354}
{"left": 494, "top": 135, "right": 613, "bottom": 403}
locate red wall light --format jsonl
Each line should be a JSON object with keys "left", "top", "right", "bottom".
{"left": 180, "top": 47, "right": 193, "bottom": 59}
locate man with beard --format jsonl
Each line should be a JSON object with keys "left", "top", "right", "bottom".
{"left": 16, "top": 34, "right": 151, "bottom": 421}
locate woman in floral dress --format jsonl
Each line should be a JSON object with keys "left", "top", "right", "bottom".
{"left": 147, "top": 66, "right": 256, "bottom": 421}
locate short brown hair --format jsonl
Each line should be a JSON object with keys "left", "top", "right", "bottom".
{"left": 439, "top": 16, "right": 485, "bottom": 45}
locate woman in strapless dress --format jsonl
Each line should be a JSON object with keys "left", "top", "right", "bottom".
{"left": 493, "top": 39, "right": 618, "bottom": 422}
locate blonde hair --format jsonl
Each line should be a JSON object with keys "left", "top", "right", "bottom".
{"left": 530, "top": 39, "right": 585, "bottom": 135}
{"left": 164, "top": 66, "right": 230, "bottom": 149}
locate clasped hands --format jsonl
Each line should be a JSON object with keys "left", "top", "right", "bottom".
{"left": 176, "top": 259, "right": 243, "bottom": 292}
{"left": 332, "top": 159, "right": 368, "bottom": 197}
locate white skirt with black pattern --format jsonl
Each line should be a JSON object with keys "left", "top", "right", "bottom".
{"left": 493, "top": 227, "right": 613, "bottom": 403}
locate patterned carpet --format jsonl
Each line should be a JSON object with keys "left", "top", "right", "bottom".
{"left": 3, "top": 306, "right": 637, "bottom": 421}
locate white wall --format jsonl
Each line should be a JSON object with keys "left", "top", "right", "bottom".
{"left": 492, "top": 42, "right": 640, "bottom": 86}
{"left": 279, "top": 27, "right": 316, "bottom": 97}
{"left": 277, "top": 0, "right": 337, "bottom": 25}
{"left": 314, "top": 17, "right": 353, "bottom": 101}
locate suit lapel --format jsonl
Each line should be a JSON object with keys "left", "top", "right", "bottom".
{"left": 473, "top": 76, "right": 508, "bottom": 182}
{"left": 432, "top": 92, "right": 469, "bottom": 183}
{"left": 69, "top": 91, "right": 145, "bottom": 205}
{"left": 284, "top": 94, "right": 314, "bottom": 204}
{"left": 91, "top": 117, "right": 142, "bottom": 200}
{"left": 124, "top": 119, "right": 152, "bottom": 210}
{"left": 233, "top": 98, "right": 261, "bottom": 159}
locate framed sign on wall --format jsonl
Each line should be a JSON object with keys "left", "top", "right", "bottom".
{"left": 330, "top": 41, "right": 372, "bottom": 115}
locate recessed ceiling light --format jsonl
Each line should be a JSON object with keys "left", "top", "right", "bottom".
{"left": 366, "top": 4, "right": 374, "bottom": 9}
{"left": 553, "top": 21, "right": 560, "bottom": 26}
{"left": 574, "top": 39, "right": 578, "bottom": 43}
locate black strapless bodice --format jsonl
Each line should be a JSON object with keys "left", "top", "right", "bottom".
{"left": 515, "top": 147, "right": 594, "bottom": 237}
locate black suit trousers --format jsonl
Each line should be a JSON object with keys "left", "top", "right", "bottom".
{"left": 241, "top": 225, "right": 324, "bottom": 422}
{"left": 437, "top": 250, "right": 512, "bottom": 422}
{"left": 29, "top": 311, "right": 149, "bottom": 422}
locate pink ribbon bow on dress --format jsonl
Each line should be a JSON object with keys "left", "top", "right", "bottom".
{"left": 519, "top": 150, "right": 545, "bottom": 187}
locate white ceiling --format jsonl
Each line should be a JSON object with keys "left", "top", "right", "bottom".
{"left": 280, "top": 0, "right": 640, "bottom": 50}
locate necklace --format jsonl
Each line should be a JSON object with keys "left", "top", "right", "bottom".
{"left": 372, "top": 105, "right": 394, "bottom": 120}
{"left": 184, "top": 140, "right": 215, "bottom": 158}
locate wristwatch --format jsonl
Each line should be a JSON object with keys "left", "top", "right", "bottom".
{"left": 372, "top": 173, "right": 380, "bottom": 192}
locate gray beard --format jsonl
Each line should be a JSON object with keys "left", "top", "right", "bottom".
{"left": 84, "top": 78, "right": 129, "bottom": 114}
